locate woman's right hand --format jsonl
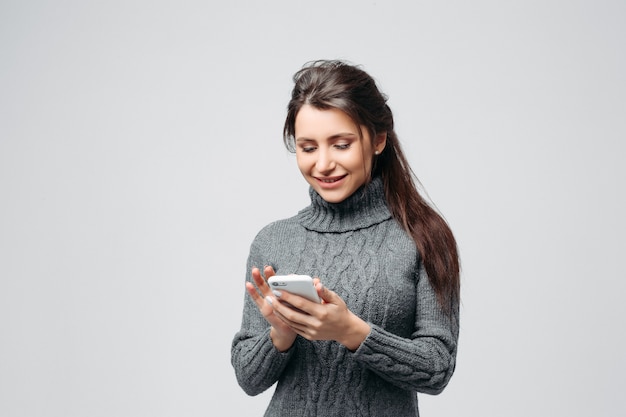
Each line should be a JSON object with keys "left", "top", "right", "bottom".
{"left": 246, "top": 266, "right": 297, "bottom": 351}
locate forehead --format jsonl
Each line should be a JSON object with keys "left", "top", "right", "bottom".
{"left": 295, "top": 105, "right": 360, "bottom": 139}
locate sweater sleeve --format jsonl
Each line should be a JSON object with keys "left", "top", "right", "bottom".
{"left": 352, "top": 262, "right": 459, "bottom": 394}
{"left": 230, "top": 226, "right": 296, "bottom": 396}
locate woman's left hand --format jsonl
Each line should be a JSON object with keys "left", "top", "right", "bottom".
{"left": 267, "top": 279, "right": 371, "bottom": 351}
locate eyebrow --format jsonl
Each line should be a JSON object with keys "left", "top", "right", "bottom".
{"left": 295, "top": 132, "right": 358, "bottom": 142}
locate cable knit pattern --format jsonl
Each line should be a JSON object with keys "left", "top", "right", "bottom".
{"left": 231, "top": 177, "right": 459, "bottom": 417}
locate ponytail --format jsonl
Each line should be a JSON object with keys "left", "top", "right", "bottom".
{"left": 375, "top": 131, "right": 460, "bottom": 313}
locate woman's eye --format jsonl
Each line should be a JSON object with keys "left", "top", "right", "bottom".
{"left": 335, "top": 143, "right": 351, "bottom": 150}
{"left": 301, "top": 146, "right": 316, "bottom": 153}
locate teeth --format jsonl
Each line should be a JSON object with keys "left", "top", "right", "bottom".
{"left": 322, "top": 178, "right": 339, "bottom": 183}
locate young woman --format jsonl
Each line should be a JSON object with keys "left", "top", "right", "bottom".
{"left": 231, "top": 60, "right": 460, "bottom": 416}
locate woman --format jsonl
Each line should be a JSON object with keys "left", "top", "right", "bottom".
{"left": 231, "top": 60, "right": 460, "bottom": 416}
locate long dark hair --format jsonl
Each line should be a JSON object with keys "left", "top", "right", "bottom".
{"left": 283, "top": 60, "right": 460, "bottom": 313}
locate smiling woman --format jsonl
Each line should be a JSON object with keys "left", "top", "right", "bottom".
{"left": 294, "top": 105, "right": 386, "bottom": 203}
{"left": 231, "top": 60, "right": 460, "bottom": 417}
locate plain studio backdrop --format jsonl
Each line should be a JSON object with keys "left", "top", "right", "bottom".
{"left": 1, "top": 1, "right": 624, "bottom": 416}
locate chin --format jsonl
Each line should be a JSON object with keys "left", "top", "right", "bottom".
{"left": 316, "top": 190, "right": 350, "bottom": 204}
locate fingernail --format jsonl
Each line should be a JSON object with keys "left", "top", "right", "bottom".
{"left": 272, "top": 290, "right": 282, "bottom": 298}
{"left": 265, "top": 296, "right": 274, "bottom": 305}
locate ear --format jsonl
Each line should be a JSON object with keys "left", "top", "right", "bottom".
{"left": 374, "top": 132, "right": 387, "bottom": 154}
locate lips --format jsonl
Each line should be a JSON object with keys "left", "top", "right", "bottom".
{"left": 314, "top": 175, "right": 347, "bottom": 188}
{"left": 316, "top": 175, "right": 346, "bottom": 183}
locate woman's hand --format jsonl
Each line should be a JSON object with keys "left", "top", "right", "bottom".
{"left": 246, "top": 266, "right": 297, "bottom": 351}
{"left": 267, "top": 278, "right": 371, "bottom": 351}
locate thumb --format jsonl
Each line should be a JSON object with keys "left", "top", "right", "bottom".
{"left": 315, "top": 281, "right": 336, "bottom": 304}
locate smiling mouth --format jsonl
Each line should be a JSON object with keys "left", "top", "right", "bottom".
{"left": 316, "top": 175, "right": 346, "bottom": 183}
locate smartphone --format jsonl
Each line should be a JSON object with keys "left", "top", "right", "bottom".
{"left": 267, "top": 274, "right": 321, "bottom": 304}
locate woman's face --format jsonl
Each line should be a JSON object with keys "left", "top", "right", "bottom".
{"left": 294, "top": 105, "right": 385, "bottom": 203}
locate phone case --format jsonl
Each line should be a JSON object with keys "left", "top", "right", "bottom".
{"left": 267, "top": 275, "right": 321, "bottom": 303}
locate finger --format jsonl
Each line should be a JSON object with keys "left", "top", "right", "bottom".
{"left": 287, "top": 319, "right": 321, "bottom": 340}
{"left": 245, "top": 281, "right": 264, "bottom": 305}
{"left": 274, "top": 308, "right": 309, "bottom": 331}
{"left": 251, "top": 267, "right": 272, "bottom": 296}
{"left": 250, "top": 267, "right": 263, "bottom": 286}
{"left": 312, "top": 280, "right": 325, "bottom": 303}
{"left": 319, "top": 282, "right": 340, "bottom": 304}
{"left": 272, "top": 293, "right": 320, "bottom": 323}
{"left": 264, "top": 265, "right": 276, "bottom": 279}
{"left": 266, "top": 297, "right": 298, "bottom": 327}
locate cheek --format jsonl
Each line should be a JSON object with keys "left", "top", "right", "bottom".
{"left": 346, "top": 153, "right": 372, "bottom": 175}
{"left": 295, "top": 153, "right": 311, "bottom": 174}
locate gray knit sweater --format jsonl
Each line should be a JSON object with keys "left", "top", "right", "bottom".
{"left": 231, "top": 177, "right": 459, "bottom": 417}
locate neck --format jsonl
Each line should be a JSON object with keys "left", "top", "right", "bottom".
{"left": 296, "top": 177, "right": 391, "bottom": 233}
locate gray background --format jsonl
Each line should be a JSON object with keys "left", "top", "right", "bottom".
{"left": 1, "top": 0, "right": 625, "bottom": 416}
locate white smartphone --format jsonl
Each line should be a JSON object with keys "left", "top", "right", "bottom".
{"left": 267, "top": 274, "right": 321, "bottom": 304}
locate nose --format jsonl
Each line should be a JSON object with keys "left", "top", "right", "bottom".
{"left": 315, "top": 147, "right": 335, "bottom": 174}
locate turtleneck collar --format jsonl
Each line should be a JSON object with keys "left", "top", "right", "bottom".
{"left": 296, "top": 176, "right": 392, "bottom": 233}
